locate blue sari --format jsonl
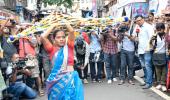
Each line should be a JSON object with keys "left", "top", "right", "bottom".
{"left": 46, "top": 45, "right": 84, "bottom": 100}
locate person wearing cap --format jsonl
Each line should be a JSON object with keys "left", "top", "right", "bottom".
{"left": 118, "top": 20, "right": 136, "bottom": 85}
{"left": 74, "top": 35, "right": 90, "bottom": 84}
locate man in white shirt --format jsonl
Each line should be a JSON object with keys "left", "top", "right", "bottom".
{"left": 135, "top": 15, "right": 155, "bottom": 89}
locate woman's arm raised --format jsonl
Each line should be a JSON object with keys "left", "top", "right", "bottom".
{"left": 41, "top": 23, "right": 58, "bottom": 52}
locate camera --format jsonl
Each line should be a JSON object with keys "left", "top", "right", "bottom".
{"left": 100, "top": 28, "right": 109, "bottom": 36}
{"left": 13, "top": 58, "right": 28, "bottom": 70}
{"left": 118, "top": 25, "right": 129, "bottom": 33}
{"left": 5, "top": 58, "right": 28, "bottom": 77}
{"left": 10, "top": 19, "right": 16, "bottom": 25}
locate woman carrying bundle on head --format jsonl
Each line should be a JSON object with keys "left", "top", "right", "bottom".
{"left": 41, "top": 21, "right": 84, "bottom": 100}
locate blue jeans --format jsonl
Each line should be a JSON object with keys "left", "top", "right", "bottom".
{"left": 90, "top": 53, "right": 103, "bottom": 80}
{"left": 120, "top": 50, "right": 135, "bottom": 80}
{"left": 104, "top": 53, "right": 117, "bottom": 80}
{"left": 139, "top": 52, "right": 153, "bottom": 86}
{"left": 7, "top": 82, "right": 37, "bottom": 100}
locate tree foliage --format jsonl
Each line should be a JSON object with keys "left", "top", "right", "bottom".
{"left": 42, "top": 0, "right": 73, "bottom": 8}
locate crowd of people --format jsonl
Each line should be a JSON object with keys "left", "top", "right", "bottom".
{"left": 0, "top": 11, "right": 170, "bottom": 100}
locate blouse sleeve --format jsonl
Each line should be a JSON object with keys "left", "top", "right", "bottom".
{"left": 43, "top": 40, "right": 53, "bottom": 53}
{"left": 67, "top": 36, "right": 74, "bottom": 49}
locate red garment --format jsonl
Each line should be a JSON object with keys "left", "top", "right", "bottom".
{"left": 44, "top": 38, "right": 74, "bottom": 66}
{"left": 19, "top": 38, "right": 36, "bottom": 58}
{"left": 82, "top": 32, "right": 90, "bottom": 44}
{"left": 165, "top": 33, "right": 170, "bottom": 43}
{"left": 166, "top": 61, "right": 170, "bottom": 89}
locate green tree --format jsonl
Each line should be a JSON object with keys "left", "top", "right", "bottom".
{"left": 42, "top": 0, "right": 73, "bottom": 8}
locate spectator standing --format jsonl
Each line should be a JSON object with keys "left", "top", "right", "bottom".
{"left": 19, "top": 35, "right": 44, "bottom": 96}
{"left": 150, "top": 23, "right": 167, "bottom": 92}
{"left": 135, "top": 15, "right": 155, "bottom": 89}
{"left": 118, "top": 21, "right": 136, "bottom": 85}
{"left": 89, "top": 30, "right": 103, "bottom": 83}
{"left": 101, "top": 26, "right": 118, "bottom": 84}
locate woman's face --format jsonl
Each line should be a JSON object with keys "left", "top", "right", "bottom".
{"left": 54, "top": 31, "right": 66, "bottom": 47}
{"left": 149, "top": 14, "right": 154, "bottom": 21}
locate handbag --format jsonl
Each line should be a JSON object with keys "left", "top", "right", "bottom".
{"left": 133, "top": 55, "right": 142, "bottom": 71}
{"left": 152, "top": 53, "right": 166, "bottom": 66}
{"left": 25, "top": 58, "right": 38, "bottom": 68}
{"left": 93, "top": 51, "right": 104, "bottom": 62}
{"left": 94, "top": 51, "right": 101, "bottom": 62}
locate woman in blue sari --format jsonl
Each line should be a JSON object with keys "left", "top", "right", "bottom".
{"left": 41, "top": 22, "right": 84, "bottom": 100}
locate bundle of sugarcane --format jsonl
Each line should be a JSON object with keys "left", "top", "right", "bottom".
{"left": 7, "top": 12, "right": 129, "bottom": 43}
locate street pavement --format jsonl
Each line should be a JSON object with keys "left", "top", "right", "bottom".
{"left": 35, "top": 70, "right": 167, "bottom": 100}
{"left": 35, "top": 80, "right": 164, "bottom": 100}
{"left": 84, "top": 79, "right": 164, "bottom": 100}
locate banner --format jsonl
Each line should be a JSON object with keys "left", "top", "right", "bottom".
{"left": 132, "top": 3, "right": 149, "bottom": 18}
{"left": 161, "top": 0, "right": 170, "bottom": 14}
{"left": 112, "top": 5, "right": 118, "bottom": 18}
{"left": 116, "top": 7, "right": 124, "bottom": 18}
{"left": 118, "top": 0, "right": 146, "bottom": 8}
{"left": 149, "top": 0, "right": 159, "bottom": 13}
{"left": 0, "top": 0, "right": 5, "bottom": 6}
{"left": 157, "top": 0, "right": 168, "bottom": 15}
{"left": 92, "top": 0, "right": 97, "bottom": 17}
{"left": 124, "top": 4, "right": 132, "bottom": 18}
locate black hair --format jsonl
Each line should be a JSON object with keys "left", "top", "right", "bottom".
{"left": 52, "top": 30, "right": 65, "bottom": 38}
{"left": 135, "top": 15, "right": 144, "bottom": 20}
{"left": 149, "top": 12, "right": 154, "bottom": 17}
{"left": 156, "top": 23, "right": 165, "bottom": 30}
{"left": 152, "top": 23, "right": 166, "bottom": 51}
